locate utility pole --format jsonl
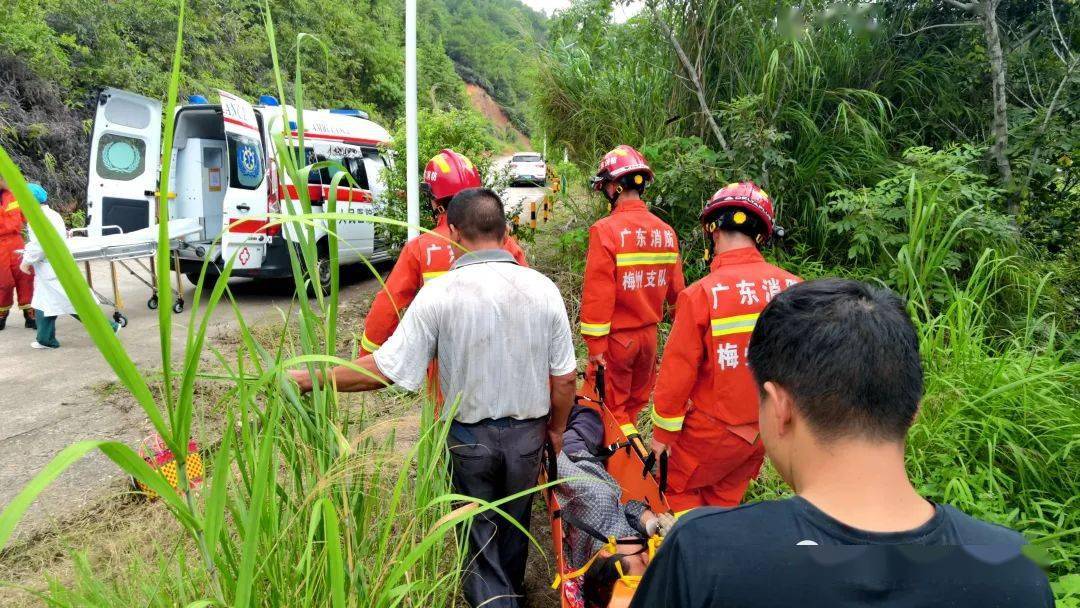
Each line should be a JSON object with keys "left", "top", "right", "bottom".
{"left": 405, "top": 0, "right": 419, "bottom": 239}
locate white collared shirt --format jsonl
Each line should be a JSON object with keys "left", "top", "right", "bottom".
{"left": 373, "top": 248, "right": 578, "bottom": 423}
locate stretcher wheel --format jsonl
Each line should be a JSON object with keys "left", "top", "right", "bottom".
{"left": 172, "top": 299, "right": 184, "bottom": 314}
{"left": 114, "top": 312, "right": 129, "bottom": 328}
{"left": 147, "top": 295, "right": 159, "bottom": 310}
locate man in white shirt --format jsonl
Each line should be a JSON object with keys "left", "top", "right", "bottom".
{"left": 291, "top": 187, "right": 578, "bottom": 608}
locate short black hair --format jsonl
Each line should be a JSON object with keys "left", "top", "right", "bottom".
{"left": 747, "top": 279, "right": 923, "bottom": 442}
{"left": 446, "top": 187, "right": 507, "bottom": 242}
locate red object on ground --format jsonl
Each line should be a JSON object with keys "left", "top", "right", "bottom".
{"left": 652, "top": 246, "right": 800, "bottom": 510}
{"left": 579, "top": 198, "right": 683, "bottom": 424}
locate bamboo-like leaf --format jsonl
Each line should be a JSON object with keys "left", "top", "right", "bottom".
{"left": 0, "top": 441, "right": 196, "bottom": 550}
{"left": 322, "top": 499, "right": 346, "bottom": 608}
{"left": 202, "top": 411, "right": 236, "bottom": 568}
{"left": 233, "top": 398, "right": 280, "bottom": 608}
{"left": 157, "top": 0, "right": 187, "bottom": 418}
{"left": 0, "top": 150, "right": 170, "bottom": 444}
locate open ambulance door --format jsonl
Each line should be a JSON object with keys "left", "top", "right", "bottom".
{"left": 86, "top": 88, "right": 162, "bottom": 238}
{"left": 217, "top": 90, "right": 270, "bottom": 273}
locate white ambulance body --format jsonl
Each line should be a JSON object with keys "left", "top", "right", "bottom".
{"left": 85, "top": 87, "right": 395, "bottom": 287}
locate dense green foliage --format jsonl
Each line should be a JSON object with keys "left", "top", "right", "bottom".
{"left": 441, "top": 0, "right": 547, "bottom": 130}
{"left": 538, "top": 0, "right": 1080, "bottom": 598}
{"left": 379, "top": 106, "right": 508, "bottom": 243}
{"left": 0, "top": 0, "right": 543, "bottom": 207}
{"left": 536, "top": 0, "right": 1079, "bottom": 270}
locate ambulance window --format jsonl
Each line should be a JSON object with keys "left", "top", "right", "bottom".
{"left": 96, "top": 133, "right": 146, "bottom": 181}
{"left": 362, "top": 151, "right": 386, "bottom": 194}
{"left": 343, "top": 157, "right": 370, "bottom": 190}
{"left": 227, "top": 134, "right": 264, "bottom": 189}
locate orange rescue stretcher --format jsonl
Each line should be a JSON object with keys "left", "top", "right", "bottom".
{"left": 541, "top": 366, "right": 671, "bottom": 608}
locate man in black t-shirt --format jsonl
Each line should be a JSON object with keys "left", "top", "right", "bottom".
{"left": 631, "top": 279, "right": 1053, "bottom": 608}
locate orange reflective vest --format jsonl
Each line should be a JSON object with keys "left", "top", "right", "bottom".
{"left": 360, "top": 214, "right": 528, "bottom": 354}
{"left": 651, "top": 247, "right": 800, "bottom": 445}
{"left": 1, "top": 191, "right": 27, "bottom": 273}
{"left": 579, "top": 198, "right": 684, "bottom": 355}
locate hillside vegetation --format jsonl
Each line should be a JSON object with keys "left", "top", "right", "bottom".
{"left": 537, "top": 0, "right": 1079, "bottom": 600}
{"left": 0, "top": 0, "right": 545, "bottom": 209}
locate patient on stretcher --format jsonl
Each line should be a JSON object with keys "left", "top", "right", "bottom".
{"left": 554, "top": 406, "right": 674, "bottom": 607}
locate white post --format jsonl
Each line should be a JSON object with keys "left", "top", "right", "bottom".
{"left": 405, "top": 0, "right": 420, "bottom": 240}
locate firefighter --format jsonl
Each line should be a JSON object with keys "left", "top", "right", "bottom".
{"left": 650, "top": 182, "right": 800, "bottom": 512}
{"left": 358, "top": 149, "right": 527, "bottom": 357}
{"left": 580, "top": 145, "right": 684, "bottom": 429}
{"left": 0, "top": 177, "right": 35, "bottom": 331}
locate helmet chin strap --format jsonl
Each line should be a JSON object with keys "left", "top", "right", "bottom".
{"left": 604, "top": 184, "right": 623, "bottom": 205}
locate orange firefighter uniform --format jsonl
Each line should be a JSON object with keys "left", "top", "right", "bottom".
{"left": 652, "top": 181, "right": 799, "bottom": 511}
{"left": 0, "top": 189, "right": 34, "bottom": 325}
{"left": 652, "top": 248, "right": 800, "bottom": 511}
{"left": 579, "top": 198, "right": 684, "bottom": 428}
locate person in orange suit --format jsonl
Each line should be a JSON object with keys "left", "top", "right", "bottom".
{"left": 359, "top": 149, "right": 527, "bottom": 359}
{"left": 0, "top": 177, "right": 35, "bottom": 331}
{"left": 580, "top": 145, "right": 684, "bottom": 431}
{"left": 650, "top": 182, "right": 800, "bottom": 512}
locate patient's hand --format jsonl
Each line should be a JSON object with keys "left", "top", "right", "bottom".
{"left": 656, "top": 512, "right": 677, "bottom": 537}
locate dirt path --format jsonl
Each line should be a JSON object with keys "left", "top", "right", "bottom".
{"left": 0, "top": 260, "right": 384, "bottom": 542}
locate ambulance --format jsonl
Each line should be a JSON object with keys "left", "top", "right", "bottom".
{"left": 85, "top": 87, "right": 395, "bottom": 292}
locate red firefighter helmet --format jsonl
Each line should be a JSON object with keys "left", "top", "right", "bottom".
{"left": 591, "top": 145, "right": 654, "bottom": 191}
{"left": 423, "top": 149, "right": 482, "bottom": 203}
{"left": 700, "top": 181, "right": 775, "bottom": 238}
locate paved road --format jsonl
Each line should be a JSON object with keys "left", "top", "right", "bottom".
{"left": 0, "top": 181, "right": 547, "bottom": 542}
{"left": 0, "top": 261, "right": 382, "bottom": 541}
{"left": 494, "top": 155, "right": 549, "bottom": 226}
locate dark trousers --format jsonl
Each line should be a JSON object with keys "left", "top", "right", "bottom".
{"left": 34, "top": 310, "right": 116, "bottom": 348}
{"left": 448, "top": 416, "right": 546, "bottom": 608}
{"left": 34, "top": 309, "right": 79, "bottom": 348}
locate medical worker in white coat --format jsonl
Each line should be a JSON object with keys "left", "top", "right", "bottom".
{"left": 19, "top": 184, "right": 117, "bottom": 349}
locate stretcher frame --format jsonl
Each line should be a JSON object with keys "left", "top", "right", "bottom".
{"left": 65, "top": 221, "right": 199, "bottom": 326}
{"left": 541, "top": 367, "right": 671, "bottom": 608}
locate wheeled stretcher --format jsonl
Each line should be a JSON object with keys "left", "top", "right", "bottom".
{"left": 65, "top": 218, "right": 202, "bottom": 327}
{"left": 542, "top": 366, "right": 671, "bottom": 608}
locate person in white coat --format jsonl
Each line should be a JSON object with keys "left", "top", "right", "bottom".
{"left": 18, "top": 184, "right": 117, "bottom": 349}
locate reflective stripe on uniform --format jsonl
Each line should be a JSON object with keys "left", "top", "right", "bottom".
{"left": 360, "top": 332, "right": 381, "bottom": 353}
{"left": 710, "top": 312, "right": 759, "bottom": 336}
{"left": 619, "top": 423, "right": 638, "bottom": 438}
{"left": 651, "top": 409, "right": 684, "bottom": 433}
{"left": 614, "top": 252, "right": 678, "bottom": 267}
{"left": 580, "top": 321, "right": 611, "bottom": 337}
{"left": 422, "top": 270, "right": 447, "bottom": 282}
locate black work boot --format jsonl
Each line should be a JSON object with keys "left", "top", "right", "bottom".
{"left": 24, "top": 309, "right": 36, "bottom": 330}
{"left": 0, "top": 314, "right": 7, "bottom": 331}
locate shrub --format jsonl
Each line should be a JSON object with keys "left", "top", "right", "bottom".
{"left": 378, "top": 107, "right": 503, "bottom": 245}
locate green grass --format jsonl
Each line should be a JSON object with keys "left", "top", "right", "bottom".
{"left": 0, "top": 2, "right": 524, "bottom": 606}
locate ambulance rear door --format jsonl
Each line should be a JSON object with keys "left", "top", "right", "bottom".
{"left": 86, "top": 88, "right": 162, "bottom": 238}
{"left": 218, "top": 90, "right": 270, "bottom": 272}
